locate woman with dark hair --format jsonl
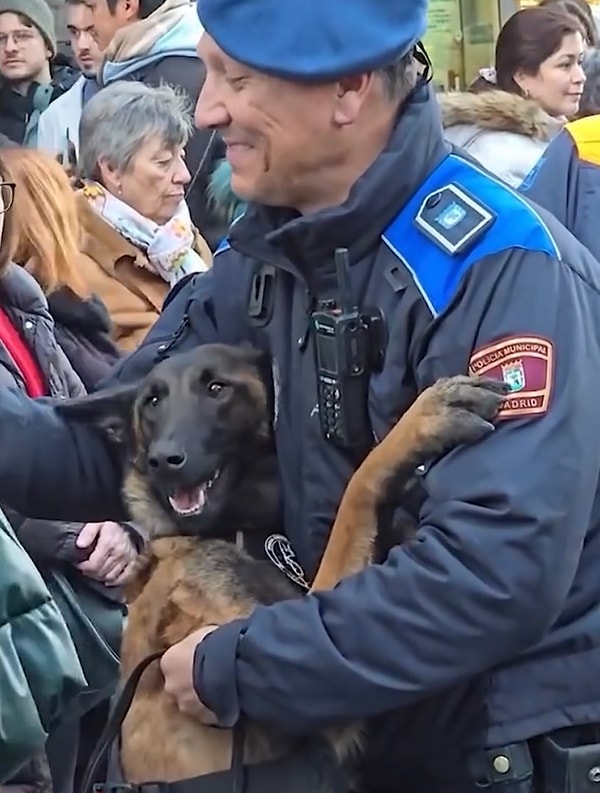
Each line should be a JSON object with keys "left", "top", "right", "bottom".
{"left": 518, "top": 45, "right": 600, "bottom": 262}
{"left": 439, "top": 6, "right": 585, "bottom": 187}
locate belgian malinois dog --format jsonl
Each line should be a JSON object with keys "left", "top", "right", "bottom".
{"left": 58, "top": 343, "right": 506, "bottom": 788}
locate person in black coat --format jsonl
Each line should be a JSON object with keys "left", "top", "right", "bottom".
{"left": 0, "top": 143, "right": 139, "bottom": 793}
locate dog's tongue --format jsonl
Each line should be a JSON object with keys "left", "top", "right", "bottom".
{"left": 169, "top": 485, "right": 205, "bottom": 514}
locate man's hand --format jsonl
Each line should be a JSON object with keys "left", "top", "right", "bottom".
{"left": 76, "top": 521, "right": 138, "bottom": 585}
{"left": 160, "top": 626, "right": 219, "bottom": 722}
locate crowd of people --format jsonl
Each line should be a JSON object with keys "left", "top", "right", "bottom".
{"left": 1, "top": 0, "right": 600, "bottom": 792}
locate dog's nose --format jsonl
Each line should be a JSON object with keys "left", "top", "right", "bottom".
{"left": 147, "top": 443, "right": 188, "bottom": 472}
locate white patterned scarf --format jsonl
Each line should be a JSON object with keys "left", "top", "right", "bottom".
{"left": 82, "top": 181, "right": 209, "bottom": 286}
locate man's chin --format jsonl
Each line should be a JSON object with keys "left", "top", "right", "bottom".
{"left": 1, "top": 67, "right": 31, "bottom": 81}
{"left": 229, "top": 171, "right": 256, "bottom": 203}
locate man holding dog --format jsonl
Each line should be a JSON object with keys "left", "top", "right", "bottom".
{"left": 2, "top": 1, "right": 600, "bottom": 791}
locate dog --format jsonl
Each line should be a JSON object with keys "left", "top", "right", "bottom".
{"left": 58, "top": 343, "right": 506, "bottom": 788}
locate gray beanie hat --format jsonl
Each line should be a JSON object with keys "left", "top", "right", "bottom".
{"left": 0, "top": 0, "right": 56, "bottom": 56}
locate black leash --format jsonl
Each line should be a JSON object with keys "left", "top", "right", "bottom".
{"left": 79, "top": 651, "right": 246, "bottom": 793}
{"left": 78, "top": 651, "right": 160, "bottom": 793}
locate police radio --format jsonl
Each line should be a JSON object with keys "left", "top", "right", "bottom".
{"left": 311, "top": 248, "right": 385, "bottom": 449}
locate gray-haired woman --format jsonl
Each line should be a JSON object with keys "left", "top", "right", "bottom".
{"left": 75, "top": 81, "right": 212, "bottom": 350}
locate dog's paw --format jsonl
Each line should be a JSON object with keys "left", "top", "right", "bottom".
{"left": 410, "top": 375, "right": 508, "bottom": 459}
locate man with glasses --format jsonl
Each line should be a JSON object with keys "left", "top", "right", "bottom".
{"left": 0, "top": 0, "right": 77, "bottom": 145}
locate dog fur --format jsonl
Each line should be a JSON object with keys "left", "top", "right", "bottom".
{"left": 58, "top": 343, "right": 506, "bottom": 788}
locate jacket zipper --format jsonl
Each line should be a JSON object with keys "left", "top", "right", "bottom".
{"left": 155, "top": 314, "right": 190, "bottom": 361}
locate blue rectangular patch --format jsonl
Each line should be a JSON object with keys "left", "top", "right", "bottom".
{"left": 435, "top": 201, "right": 467, "bottom": 229}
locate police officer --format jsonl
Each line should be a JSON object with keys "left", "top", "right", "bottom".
{"left": 3, "top": 1, "right": 600, "bottom": 791}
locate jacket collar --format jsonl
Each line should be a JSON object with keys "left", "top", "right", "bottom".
{"left": 48, "top": 287, "right": 113, "bottom": 335}
{"left": 0, "top": 262, "right": 50, "bottom": 319}
{"left": 438, "top": 89, "right": 563, "bottom": 141}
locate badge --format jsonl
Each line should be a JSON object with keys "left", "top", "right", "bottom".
{"left": 468, "top": 335, "right": 554, "bottom": 419}
{"left": 264, "top": 534, "right": 309, "bottom": 590}
{"left": 414, "top": 183, "right": 495, "bottom": 255}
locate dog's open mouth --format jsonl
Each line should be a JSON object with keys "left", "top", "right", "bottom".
{"left": 168, "top": 470, "right": 221, "bottom": 516}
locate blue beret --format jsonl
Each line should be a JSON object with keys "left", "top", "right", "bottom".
{"left": 197, "top": 0, "right": 428, "bottom": 81}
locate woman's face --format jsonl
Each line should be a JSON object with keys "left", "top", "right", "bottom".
{"left": 516, "top": 32, "right": 586, "bottom": 117}
{"left": 100, "top": 136, "right": 191, "bottom": 225}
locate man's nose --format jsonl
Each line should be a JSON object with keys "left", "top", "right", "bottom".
{"left": 147, "top": 441, "right": 188, "bottom": 473}
{"left": 4, "top": 35, "right": 18, "bottom": 52}
{"left": 194, "top": 80, "right": 230, "bottom": 131}
{"left": 79, "top": 32, "right": 94, "bottom": 51}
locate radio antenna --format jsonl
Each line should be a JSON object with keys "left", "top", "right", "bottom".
{"left": 334, "top": 248, "right": 355, "bottom": 314}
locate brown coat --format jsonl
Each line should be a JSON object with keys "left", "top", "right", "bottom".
{"left": 76, "top": 193, "right": 212, "bottom": 351}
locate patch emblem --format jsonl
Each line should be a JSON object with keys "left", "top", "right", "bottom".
{"left": 264, "top": 534, "right": 309, "bottom": 590}
{"left": 435, "top": 201, "right": 467, "bottom": 230}
{"left": 468, "top": 335, "right": 553, "bottom": 419}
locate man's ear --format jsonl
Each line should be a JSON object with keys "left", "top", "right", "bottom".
{"left": 55, "top": 382, "right": 139, "bottom": 445}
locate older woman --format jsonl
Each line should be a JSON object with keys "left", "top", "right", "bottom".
{"left": 76, "top": 82, "right": 213, "bottom": 350}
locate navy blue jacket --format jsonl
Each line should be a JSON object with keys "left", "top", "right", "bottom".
{"left": 519, "top": 115, "right": 600, "bottom": 262}
{"left": 2, "top": 87, "right": 600, "bottom": 789}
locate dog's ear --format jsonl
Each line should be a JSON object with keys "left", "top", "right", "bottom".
{"left": 55, "top": 382, "right": 138, "bottom": 445}
{"left": 238, "top": 340, "right": 264, "bottom": 360}
{"left": 238, "top": 342, "right": 274, "bottom": 433}
{"left": 238, "top": 341, "right": 270, "bottom": 375}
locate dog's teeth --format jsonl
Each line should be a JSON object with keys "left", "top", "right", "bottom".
{"left": 206, "top": 470, "right": 220, "bottom": 490}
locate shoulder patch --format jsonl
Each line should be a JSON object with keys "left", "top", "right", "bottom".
{"left": 382, "top": 153, "right": 560, "bottom": 317}
{"left": 468, "top": 335, "right": 554, "bottom": 419}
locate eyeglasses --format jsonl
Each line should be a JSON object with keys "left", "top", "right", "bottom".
{"left": 0, "top": 30, "right": 37, "bottom": 48}
{"left": 0, "top": 182, "right": 15, "bottom": 214}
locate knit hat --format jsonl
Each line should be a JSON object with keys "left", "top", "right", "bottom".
{"left": 0, "top": 0, "right": 57, "bottom": 56}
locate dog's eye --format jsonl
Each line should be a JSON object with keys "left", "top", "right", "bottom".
{"left": 144, "top": 393, "right": 161, "bottom": 408}
{"left": 207, "top": 381, "right": 226, "bottom": 396}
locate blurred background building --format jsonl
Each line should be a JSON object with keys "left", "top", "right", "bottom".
{"left": 424, "top": 0, "right": 600, "bottom": 92}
